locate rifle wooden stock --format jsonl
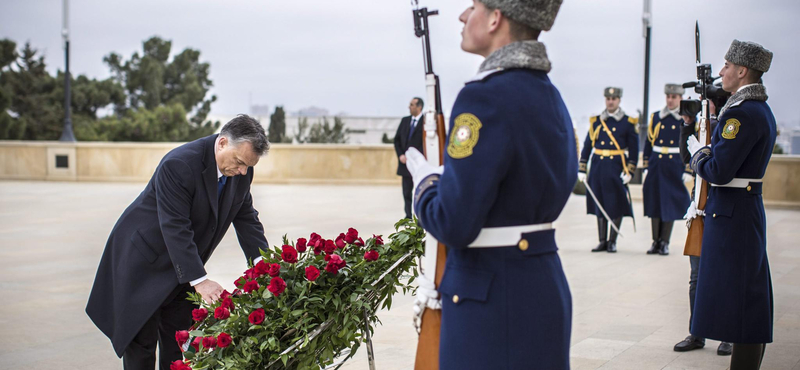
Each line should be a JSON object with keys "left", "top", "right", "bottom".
{"left": 684, "top": 116, "right": 711, "bottom": 257}
{"left": 414, "top": 111, "right": 447, "bottom": 370}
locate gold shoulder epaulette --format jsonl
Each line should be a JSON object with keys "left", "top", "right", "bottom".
{"left": 590, "top": 116, "right": 598, "bottom": 124}
{"left": 628, "top": 116, "right": 638, "bottom": 124}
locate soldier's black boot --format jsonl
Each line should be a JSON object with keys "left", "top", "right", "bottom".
{"left": 592, "top": 217, "right": 608, "bottom": 252}
{"left": 647, "top": 217, "right": 661, "bottom": 254}
{"left": 607, "top": 217, "right": 622, "bottom": 253}
{"left": 659, "top": 221, "right": 673, "bottom": 256}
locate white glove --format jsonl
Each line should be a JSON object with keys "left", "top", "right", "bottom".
{"left": 620, "top": 172, "right": 632, "bottom": 185}
{"left": 405, "top": 148, "right": 444, "bottom": 189}
{"left": 683, "top": 200, "right": 706, "bottom": 227}
{"left": 412, "top": 273, "right": 441, "bottom": 332}
{"left": 642, "top": 170, "right": 648, "bottom": 183}
{"left": 577, "top": 172, "right": 586, "bottom": 182}
{"left": 687, "top": 136, "right": 704, "bottom": 157}
{"left": 682, "top": 172, "right": 694, "bottom": 183}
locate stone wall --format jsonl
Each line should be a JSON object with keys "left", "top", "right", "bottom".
{"left": 1, "top": 140, "right": 798, "bottom": 206}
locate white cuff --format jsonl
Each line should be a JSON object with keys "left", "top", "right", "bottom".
{"left": 190, "top": 275, "right": 208, "bottom": 286}
{"left": 254, "top": 256, "right": 263, "bottom": 264}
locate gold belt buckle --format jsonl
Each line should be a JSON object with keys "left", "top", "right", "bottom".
{"left": 661, "top": 147, "right": 669, "bottom": 155}
{"left": 600, "top": 149, "right": 610, "bottom": 156}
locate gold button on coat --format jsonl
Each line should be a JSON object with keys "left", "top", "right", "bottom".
{"left": 518, "top": 239, "right": 529, "bottom": 251}
{"left": 452, "top": 295, "right": 460, "bottom": 303}
{"left": 713, "top": 214, "right": 717, "bottom": 218}
{"left": 747, "top": 185, "right": 752, "bottom": 191}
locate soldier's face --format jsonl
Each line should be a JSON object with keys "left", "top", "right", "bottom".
{"left": 666, "top": 94, "right": 682, "bottom": 110}
{"left": 720, "top": 61, "right": 745, "bottom": 92}
{"left": 605, "top": 97, "right": 620, "bottom": 112}
{"left": 459, "top": 1, "right": 494, "bottom": 56}
{"left": 215, "top": 136, "right": 260, "bottom": 177}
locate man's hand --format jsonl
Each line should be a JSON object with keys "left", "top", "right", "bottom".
{"left": 194, "top": 279, "right": 224, "bottom": 304}
{"left": 577, "top": 172, "right": 586, "bottom": 183}
{"left": 399, "top": 154, "right": 407, "bottom": 164}
{"left": 620, "top": 172, "right": 632, "bottom": 185}
{"left": 682, "top": 172, "right": 694, "bottom": 183}
{"left": 405, "top": 148, "right": 443, "bottom": 189}
{"left": 687, "top": 136, "right": 704, "bottom": 157}
{"left": 681, "top": 115, "right": 696, "bottom": 126}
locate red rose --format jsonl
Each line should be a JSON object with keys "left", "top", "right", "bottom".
{"left": 191, "top": 308, "right": 208, "bottom": 322}
{"left": 313, "top": 242, "right": 324, "bottom": 255}
{"left": 243, "top": 280, "right": 260, "bottom": 294}
{"left": 191, "top": 337, "right": 202, "bottom": 352}
{"left": 324, "top": 239, "right": 336, "bottom": 254}
{"left": 234, "top": 276, "right": 247, "bottom": 288}
{"left": 214, "top": 306, "right": 230, "bottom": 320}
{"left": 220, "top": 297, "right": 234, "bottom": 310}
{"left": 296, "top": 237, "right": 307, "bottom": 252}
{"left": 268, "top": 276, "right": 287, "bottom": 296}
{"left": 249, "top": 308, "right": 265, "bottom": 325}
{"left": 202, "top": 335, "right": 217, "bottom": 349}
{"left": 267, "top": 263, "right": 281, "bottom": 277}
{"left": 217, "top": 332, "right": 232, "bottom": 348}
{"left": 244, "top": 267, "right": 259, "bottom": 280}
{"left": 325, "top": 254, "right": 346, "bottom": 274}
{"left": 354, "top": 237, "right": 364, "bottom": 247}
{"left": 232, "top": 288, "right": 242, "bottom": 296}
{"left": 281, "top": 245, "right": 298, "bottom": 263}
{"left": 309, "top": 232, "right": 321, "bottom": 243}
{"left": 220, "top": 290, "right": 232, "bottom": 300}
{"left": 335, "top": 233, "right": 346, "bottom": 249}
{"left": 364, "top": 250, "right": 380, "bottom": 261}
{"left": 175, "top": 330, "right": 190, "bottom": 346}
{"left": 323, "top": 254, "right": 331, "bottom": 262}
{"left": 254, "top": 260, "right": 269, "bottom": 276}
{"left": 170, "top": 360, "right": 192, "bottom": 370}
{"left": 345, "top": 227, "right": 358, "bottom": 244}
{"left": 305, "top": 266, "right": 320, "bottom": 281}
{"left": 373, "top": 234, "right": 384, "bottom": 246}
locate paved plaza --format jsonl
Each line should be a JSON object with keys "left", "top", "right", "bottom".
{"left": 0, "top": 181, "right": 798, "bottom": 370}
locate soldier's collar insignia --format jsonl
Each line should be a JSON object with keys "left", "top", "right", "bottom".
{"left": 447, "top": 113, "right": 482, "bottom": 159}
{"left": 722, "top": 118, "right": 741, "bottom": 140}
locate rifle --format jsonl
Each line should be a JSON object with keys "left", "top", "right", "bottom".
{"left": 683, "top": 22, "right": 713, "bottom": 257}
{"left": 411, "top": 2, "right": 448, "bottom": 369}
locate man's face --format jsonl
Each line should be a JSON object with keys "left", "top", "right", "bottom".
{"left": 408, "top": 99, "right": 422, "bottom": 116}
{"left": 666, "top": 94, "right": 682, "bottom": 110}
{"left": 215, "top": 136, "right": 260, "bottom": 177}
{"left": 720, "top": 60, "right": 745, "bottom": 92}
{"left": 605, "top": 96, "right": 620, "bottom": 112}
{"left": 459, "top": 0, "right": 494, "bottom": 56}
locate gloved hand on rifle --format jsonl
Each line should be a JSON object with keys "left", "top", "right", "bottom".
{"left": 405, "top": 148, "right": 444, "bottom": 190}
{"left": 412, "top": 273, "right": 441, "bottom": 331}
{"left": 687, "top": 135, "right": 705, "bottom": 157}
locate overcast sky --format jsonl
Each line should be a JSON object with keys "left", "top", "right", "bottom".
{"left": 2, "top": 0, "right": 799, "bottom": 130}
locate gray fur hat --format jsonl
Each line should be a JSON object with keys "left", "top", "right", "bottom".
{"left": 604, "top": 87, "right": 622, "bottom": 98}
{"left": 480, "top": 0, "right": 563, "bottom": 31}
{"left": 725, "top": 40, "right": 773, "bottom": 73}
{"left": 664, "top": 83, "right": 685, "bottom": 95}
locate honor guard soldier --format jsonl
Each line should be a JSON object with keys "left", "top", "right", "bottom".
{"left": 405, "top": 0, "right": 575, "bottom": 368}
{"left": 642, "top": 84, "right": 692, "bottom": 255}
{"left": 686, "top": 40, "right": 775, "bottom": 369}
{"left": 578, "top": 87, "right": 639, "bottom": 253}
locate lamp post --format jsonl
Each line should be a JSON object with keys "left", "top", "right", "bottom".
{"left": 59, "top": 0, "right": 76, "bottom": 142}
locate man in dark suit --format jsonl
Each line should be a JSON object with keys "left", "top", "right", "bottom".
{"left": 394, "top": 97, "right": 425, "bottom": 219}
{"left": 86, "top": 115, "right": 271, "bottom": 370}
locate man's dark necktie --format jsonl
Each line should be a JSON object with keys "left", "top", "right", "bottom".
{"left": 408, "top": 118, "right": 417, "bottom": 141}
{"left": 217, "top": 176, "right": 227, "bottom": 199}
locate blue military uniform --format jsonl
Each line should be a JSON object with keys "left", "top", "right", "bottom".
{"left": 579, "top": 100, "right": 639, "bottom": 252}
{"left": 414, "top": 40, "right": 575, "bottom": 370}
{"left": 642, "top": 106, "right": 692, "bottom": 255}
{"left": 689, "top": 85, "right": 775, "bottom": 344}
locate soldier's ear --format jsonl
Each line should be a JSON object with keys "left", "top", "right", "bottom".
{"left": 488, "top": 8, "right": 503, "bottom": 33}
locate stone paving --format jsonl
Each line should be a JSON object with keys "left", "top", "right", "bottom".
{"left": 0, "top": 181, "right": 798, "bottom": 370}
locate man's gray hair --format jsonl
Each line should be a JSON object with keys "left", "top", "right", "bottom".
{"left": 220, "top": 114, "right": 270, "bottom": 156}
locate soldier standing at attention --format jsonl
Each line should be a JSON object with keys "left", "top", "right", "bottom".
{"left": 642, "top": 84, "right": 692, "bottom": 256}
{"left": 686, "top": 40, "right": 775, "bottom": 370}
{"left": 405, "top": 0, "right": 575, "bottom": 368}
{"left": 578, "top": 87, "right": 639, "bottom": 253}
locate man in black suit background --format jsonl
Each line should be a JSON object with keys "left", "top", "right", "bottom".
{"left": 86, "top": 115, "right": 271, "bottom": 370}
{"left": 394, "top": 97, "right": 425, "bottom": 219}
